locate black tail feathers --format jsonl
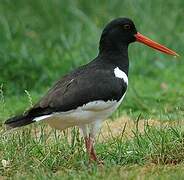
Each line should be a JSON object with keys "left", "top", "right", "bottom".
{"left": 5, "top": 106, "right": 52, "bottom": 129}
{"left": 5, "top": 114, "right": 34, "bottom": 129}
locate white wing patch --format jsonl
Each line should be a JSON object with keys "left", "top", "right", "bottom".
{"left": 34, "top": 115, "right": 52, "bottom": 122}
{"left": 114, "top": 67, "right": 128, "bottom": 85}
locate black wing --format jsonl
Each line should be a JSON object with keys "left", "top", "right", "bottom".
{"left": 31, "top": 63, "right": 127, "bottom": 115}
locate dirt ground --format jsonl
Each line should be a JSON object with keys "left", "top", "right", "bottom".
{"left": 97, "top": 116, "right": 182, "bottom": 142}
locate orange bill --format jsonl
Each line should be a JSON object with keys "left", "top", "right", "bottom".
{"left": 135, "top": 32, "right": 179, "bottom": 57}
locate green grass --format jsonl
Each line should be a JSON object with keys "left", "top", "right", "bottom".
{"left": 0, "top": 0, "right": 184, "bottom": 179}
{"left": 1, "top": 120, "right": 184, "bottom": 179}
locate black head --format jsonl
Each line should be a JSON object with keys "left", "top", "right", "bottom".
{"left": 99, "top": 17, "right": 179, "bottom": 57}
{"left": 99, "top": 18, "right": 137, "bottom": 53}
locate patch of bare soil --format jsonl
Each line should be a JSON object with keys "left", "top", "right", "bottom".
{"left": 97, "top": 116, "right": 183, "bottom": 142}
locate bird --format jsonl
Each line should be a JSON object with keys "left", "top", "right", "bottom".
{"left": 5, "top": 17, "right": 178, "bottom": 164}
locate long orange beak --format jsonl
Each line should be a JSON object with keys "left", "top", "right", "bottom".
{"left": 134, "top": 32, "right": 179, "bottom": 57}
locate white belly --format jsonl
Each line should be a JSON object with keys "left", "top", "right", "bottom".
{"left": 34, "top": 94, "right": 126, "bottom": 130}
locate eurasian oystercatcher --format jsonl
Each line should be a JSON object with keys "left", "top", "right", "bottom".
{"left": 5, "top": 18, "right": 178, "bottom": 163}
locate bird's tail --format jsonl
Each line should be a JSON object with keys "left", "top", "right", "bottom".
{"left": 4, "top": 114, "right": 34, "bottom": 129}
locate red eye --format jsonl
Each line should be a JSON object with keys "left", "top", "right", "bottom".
{"left": 124, "top": 24, "right": 131, "bottom": 30}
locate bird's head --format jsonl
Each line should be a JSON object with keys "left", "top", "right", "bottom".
{"left": 99, "top": 17, "right": 179, "bottom": 56}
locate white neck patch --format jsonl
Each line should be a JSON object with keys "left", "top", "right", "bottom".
{"left": 114, "top": 67, "right": 128, "bottom": 85}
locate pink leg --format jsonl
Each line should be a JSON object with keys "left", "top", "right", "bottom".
{"left": 84, "top": 135, "right": 103, "bottom": 164}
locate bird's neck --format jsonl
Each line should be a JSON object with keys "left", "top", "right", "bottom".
{"left": 98, "top": 44, "right": 129, "bottom": 75}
